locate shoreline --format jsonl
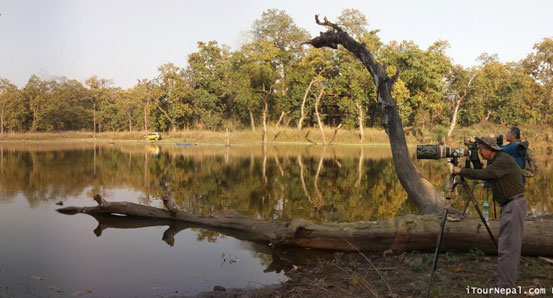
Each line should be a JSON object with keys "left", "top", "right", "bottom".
{"left": 177, "top": 252, "right": 553, "bottom": 298}
{"left": 1, "top": 123, "right": 551, "bottom": 149}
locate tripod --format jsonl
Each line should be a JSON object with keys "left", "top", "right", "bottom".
{"left": 425, "top": 156, "right": 498, "bottom": 298}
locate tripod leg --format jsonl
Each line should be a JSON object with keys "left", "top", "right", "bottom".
{"left": 425, "top": 206, "right": 448, "bottom": 298}
{"left": 460, "top": 179, "right": 498, "bottom": 248}
{"left": 462, "top": 190, "right": 471, "bottom": 217}
{"left": 493, "top": 197, "right": 497, "bottom": 220}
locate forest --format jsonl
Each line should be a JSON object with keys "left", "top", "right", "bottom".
{"left": 1, "top": 9, "right": 552, "bottom": 136}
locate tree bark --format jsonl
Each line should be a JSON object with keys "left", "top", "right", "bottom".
{"left": 314, "top": 87, "right": 326, "bottom": 145}
{"left": 261, "top": 85, "right": 273, "bottom": 145}
{"left": 262, "top": 95, "right": 268, "bottom": 144}
{"left": 57, "top": 196, "right": 553, "bottom": 256}
{"left": 143, "top": 100, "right": 149, "bottom": 132}
{"left": 31, "top": 103, "right": 39, "bottom": 132}
{"left": 446, "top": 97, "right": 462, "bottom": 140}
{"left": 93, "top": 104, "right": 97, "bottom": 133}
{"left": 0, "top": 106, "right": 4, "bottom": 135}
{"left": 249, "top": 109, "right": 256, "bottom": 131}
{"left": 305, "top": 16, "right": 444, "bottom": 214}
{"left": 298, "top": 78, "right": 316, "bottom": 130}
{"left": 356, "top": 100, "right": 364, "bottom": 142}
{"left": 128, "top": 111, "right": 132, "bottom": 132}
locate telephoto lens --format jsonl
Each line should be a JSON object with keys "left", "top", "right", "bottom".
{"left": 416, "top": 145, "right": 469, "bottom": 159}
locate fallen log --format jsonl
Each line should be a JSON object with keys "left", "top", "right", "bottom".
{"left": 57, "top": 195, "right": 553, "bottom": 257}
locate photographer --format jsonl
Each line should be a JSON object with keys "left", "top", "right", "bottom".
{"left": 452, "top": 136, "right": 526, "bottom": 288}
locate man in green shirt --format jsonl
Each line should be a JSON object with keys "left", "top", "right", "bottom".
{"left": 453, "top": 136, "right": 526, "bottom": 288}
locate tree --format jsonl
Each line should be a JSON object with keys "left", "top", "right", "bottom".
{"left": 251, "top": 9, "right": 310, "bottom": 127}
{"left": 523, "top": 37, "right": 553, "bottom": 124}
{"left": 380, "top": 40, "right": 452, "bottom": 128}
{"left": 185, "top": 41, "right": 230, "bottom": 129}
{"left": 335, "top": 9, "right": 384, "bottom": 138}
{"left": 291, "top": 48, "right": 331, "bottom": 130}
{"left": 154, "top": 63, "right": 192, "bottom": 131}
{"left": 23, "top": 75, "right": 49, "bottom": 132}
{"left": 44, "top": 77, "right": 90, "bottom": 131}
{"left": 135, "top": 78, "right": 155, "bottom": 132}
{"left": 85, "top": 76, "right": 115, "bottom": 133}
{"left": 305, "top": 16, "right": 444, "bottom": 214}
{"left": 227, "top": 50, "right": 261, "bottom": 130}
{"left": 0, "top": 79, "right": 22, "bottom": 134}
{"left": 444, "top": 65, "right": 475, "bottom": 140}
{"left": 115, "top": 89, "right": 137, "bottom": 132}
{"left": 233, "top": 40, "right": 280, "bottom": 141}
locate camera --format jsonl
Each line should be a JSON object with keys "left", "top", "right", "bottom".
{"left": 416, "top": 136, "right": 482, "bottom": 168}
{"left": 496, "top": 134, "right": 504, "bottom": 146}
{"left": 416, "top": 145, "right": 468, "bottom": 159}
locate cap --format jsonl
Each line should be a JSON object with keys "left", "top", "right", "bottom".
{"left": 475, "top": 136, "right": 502, "bottom": 151}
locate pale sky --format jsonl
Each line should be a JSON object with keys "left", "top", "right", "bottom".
{"left": 1, "top": 0, "right": 552, "bottom": 89}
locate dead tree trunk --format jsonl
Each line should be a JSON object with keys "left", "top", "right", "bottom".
{"left": 305, "top": 16, "right": 443, "bottom": 214}
{"left": 356, "top": 100, "right": 364, "bottom": 142}
{"left": 297, "top": 78, "right": 316, "bottom": 130}
{"left": 314, "top": 87, "right": 326, "bottom": 145}
{"left": 262, "top": 96, "right": 268, "bottom": 144}
{"left": 272, "top": 111, "right": 287, "bottom": 143}
{"left": 446, "top": 97, "right": 463, "bottom": 140}
{"left": 57, "top": 196, "right": 553, "bottom": 256}
{"left": 446, "top": 76, "right": 473, "bottom": 141}
{"left": 248, "top": 109, "right": 256, "bottom": 131}
{"left": 260, "top": 85, "right": 273, "bottom": 144}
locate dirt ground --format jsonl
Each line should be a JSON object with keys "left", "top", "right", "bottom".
{"left": 185, "top": 251, "right": 553, "bottom": 298}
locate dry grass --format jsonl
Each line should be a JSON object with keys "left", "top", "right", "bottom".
{"left": 1, "top": 123, "right": 551, "bottom": 151}
{"left": 202, "top": 252, "right": 553, "bottom": 298}
{"left": 0, "top": 127, "right": 392, "bottom": 145}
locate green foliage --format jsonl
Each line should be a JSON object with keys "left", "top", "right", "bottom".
{"left": 1, "top": 10, "right": 552, "bottom": 132}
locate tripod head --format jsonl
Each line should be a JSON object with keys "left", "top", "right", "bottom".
{"left": 449, "top": 156, "right": 460, "bottom": 168}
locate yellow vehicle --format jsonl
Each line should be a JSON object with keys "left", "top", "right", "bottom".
{"left": 147, "top": 132, "right": 161, "bottom": 140}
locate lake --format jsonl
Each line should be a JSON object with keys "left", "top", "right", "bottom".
{"left": 0, "top": 142, "right": 551, "bottom": 297}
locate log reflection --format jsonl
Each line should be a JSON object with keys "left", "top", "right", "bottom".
{"left": 65, "top": 210, "right": 335, "bottom": 273}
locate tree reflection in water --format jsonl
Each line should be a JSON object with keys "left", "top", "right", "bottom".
{"left": 0, "top": 143, "right": 551, "bottom": 220}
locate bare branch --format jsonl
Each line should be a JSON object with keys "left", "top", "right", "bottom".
{"left": 305, "top": 131, "right": 317, "bottom": 145}
{"left": 315, "top": 15, "right": 343, "bottom": 32}
{"left": 328, "top": 123, "right": 342, "bottom": 144}
{"left": 93, "top": 194, "right": 109, "bottom": 208}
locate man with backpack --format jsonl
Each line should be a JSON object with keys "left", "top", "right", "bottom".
{"left": 500, "top": 126, "right": 538, "bottom": 179}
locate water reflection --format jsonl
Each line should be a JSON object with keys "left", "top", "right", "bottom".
{"left": 0, "top": 143, "right": 551, "bottom": 220}
{"left": 0, "top": 188, "right": 329, "bottom": 298}
{"left": 68, "top": 211, "right": 331, "bottom": 274}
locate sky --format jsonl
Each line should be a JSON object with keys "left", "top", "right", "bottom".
{"left": 1, "top": 0, "right": 552, "bottom": 89}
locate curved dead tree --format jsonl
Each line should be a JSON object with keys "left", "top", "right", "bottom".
{"left": 305, "top": 16, "right": 443, "bottom": 214}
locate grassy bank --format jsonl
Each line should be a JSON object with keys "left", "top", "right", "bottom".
{"left": 0, "top": 127, "right": 390, "bottom": 145}
{"left": 1, "top": 123, "right": 552, "bottom": 151}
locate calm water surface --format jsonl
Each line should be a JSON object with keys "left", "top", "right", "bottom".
{"left": 0, "top": 142, "right": 551, "bottom": 297}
